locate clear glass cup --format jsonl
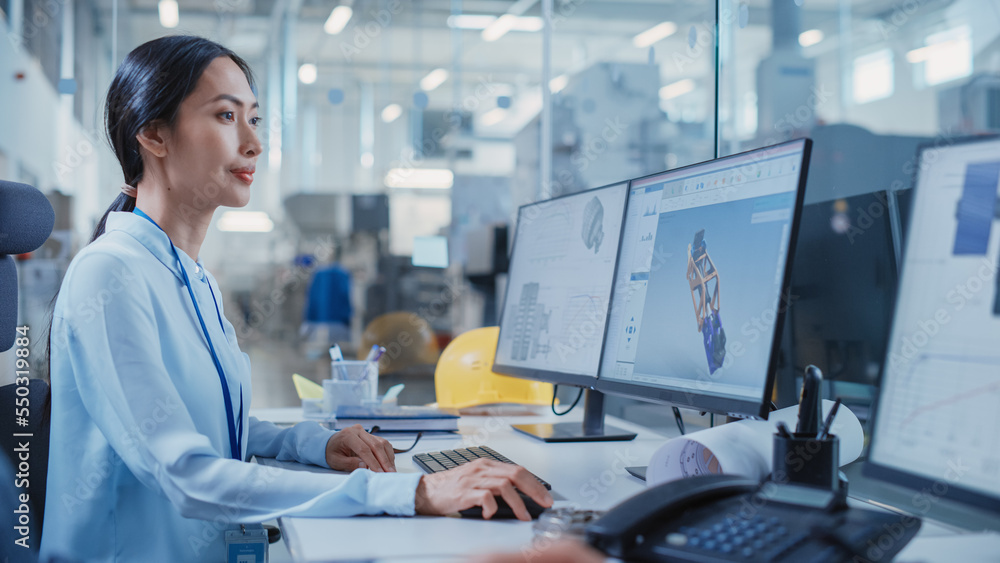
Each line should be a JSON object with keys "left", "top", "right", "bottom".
{"left": 324, "top": 360, "right": 378, "bottom": 412}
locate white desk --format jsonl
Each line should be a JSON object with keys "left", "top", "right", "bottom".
{"left": 252, "top": 408, "right": 1000, "bottom": 563}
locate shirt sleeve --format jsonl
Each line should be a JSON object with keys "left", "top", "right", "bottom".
{"left": 57, "top": 251, "right": 421, "bottom": 521}
{"left": 247, "top": 418, "right": 335, "bottom": 468}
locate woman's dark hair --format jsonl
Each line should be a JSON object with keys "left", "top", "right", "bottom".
{"left": 91, "top": 35, "right": 256, "bottom": 243}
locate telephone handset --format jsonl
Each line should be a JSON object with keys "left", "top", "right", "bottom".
{"left": 586, "top": 474, "right": 920, "bottom": 562}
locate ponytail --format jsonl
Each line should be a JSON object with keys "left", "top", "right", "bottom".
{"left": 90, "top": 193, "right": 136, "bottom": 243}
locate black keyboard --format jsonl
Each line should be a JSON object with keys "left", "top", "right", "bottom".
{"left": 412, "top": 446, "right": 551, "bottom": 490}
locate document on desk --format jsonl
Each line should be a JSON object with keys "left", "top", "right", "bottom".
{"left": 646, "top": 400, "right": 864, "bottom": 486}
{"left": 280, "top": 516, "right": 534, "bottom": 562}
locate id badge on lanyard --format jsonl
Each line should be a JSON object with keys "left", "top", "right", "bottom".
{"left": 225, "top": 525, "right": 268, "bottom": 563}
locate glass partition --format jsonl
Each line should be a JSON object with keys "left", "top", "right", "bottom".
{"left": 719, "top": 0, "right": 1000, "bottom": 411}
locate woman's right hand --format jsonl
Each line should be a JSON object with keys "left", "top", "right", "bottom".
{"left": 414, "top": 459, "right": 553, "bottom": 521}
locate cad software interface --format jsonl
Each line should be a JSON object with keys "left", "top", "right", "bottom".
{"left": 495, "top": 183, "right": 628, "bottom": 377}
{"left": 871, "top": 137, "right": 1000, "bottom": 500}
{"left": 600, "top": 141, "right": 807, "bottom": 403}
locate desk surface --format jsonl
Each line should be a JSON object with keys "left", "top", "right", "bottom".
{"left": 252, "top": 407, "right": 1000, "bottom": 563}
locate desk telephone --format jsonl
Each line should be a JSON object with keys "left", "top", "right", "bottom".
{"left": 586, "top": 474, "right": 920, "bottom": 562}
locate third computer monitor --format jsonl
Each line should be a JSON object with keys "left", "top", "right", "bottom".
{"left": 597, "top": 139, "right": 812, "bottom": 418}
{"left": 866, "top": 135, "right": 1000, "bottom": 516}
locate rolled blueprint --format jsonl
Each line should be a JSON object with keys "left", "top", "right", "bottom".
{"left": 646, "top": 400, "right": 864, "bottom": 486}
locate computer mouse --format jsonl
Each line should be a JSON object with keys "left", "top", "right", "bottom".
{"left": 459, "top": 491, "right": 548, "bottom": 520}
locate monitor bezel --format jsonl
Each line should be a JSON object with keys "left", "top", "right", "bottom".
{"left": 491, "top": 180, "right": 632, "bottom": 388}
{"left": 594, "top": 138, "right": 813, "bottom": 419}
{"left": 863, "top": 133, "right": 1000, "bottom": 515}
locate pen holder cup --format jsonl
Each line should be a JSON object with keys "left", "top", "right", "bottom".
{"left": 772, "top": 433, "right": 840, "bottom": 491}
{"left": 324, "top": 361, "right": 378, "bottom": 412}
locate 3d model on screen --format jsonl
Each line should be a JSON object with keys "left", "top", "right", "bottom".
{"left": 581, "top": 196, "right": 605, "bottom": 253}
{"left": 687, "top": 229, "right": 726, "bottom": 373}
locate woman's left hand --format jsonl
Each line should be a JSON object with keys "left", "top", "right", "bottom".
{"left": 325, "top": 424, "right": 396, "bottom": 472}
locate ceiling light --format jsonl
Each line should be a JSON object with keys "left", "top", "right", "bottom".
{"left": 659, "top": 78, "right": 696, "bottom": 100}
{"left": 217, "top": 211, "right": 274, "bottom": 233}
{"left": 633, "top": 22, "right": 677, "bottom": 48}
{"left": 381, "top": 103, "right": 403, "bottom": 123}
{"left": 798, "top": 29, "right": 824, "bottom": 47}
{"left": 420, "top": 68, "right": 449, "bottom": 91}
{"left": 483, "top": 14, "right": 517, "bottom": 42}
{"left": 513, "top": 17, "right": 543, "bottom": 32}
{"left": 298, "top": 63, "right": 317, "bottom": 84}
{"left": 324, "top": 5, "right": 353, "bottom": 35}
{"left": 158, "top": 0, "right": 179, "bottom": 29}
{"left": 480, "top": 108, "right": 507, "bottom": 126}
{"left": 549, "top": 74, "right": 569, "bottom": 93}
{"left": 385, "top": 168, "right": 454, "bottom": 189}
{"left": 447, "top": 14, "right": 497, "bottom": 29}
{"left": 448, "top": 14, "right": 542, "bottom": 32}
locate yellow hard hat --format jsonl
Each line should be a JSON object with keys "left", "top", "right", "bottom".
{"left": 361, "top": 312, "right": 440, "bottom": 375}
{"left": 435, "top": 326, "right": 554, "bottom": 409}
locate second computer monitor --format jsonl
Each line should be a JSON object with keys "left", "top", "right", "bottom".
{"left": 598, "top": 139, "right": 812, "bottom": 418}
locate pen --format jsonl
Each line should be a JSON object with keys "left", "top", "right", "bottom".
{"left": 775, "top": 421, "right": 792, "bottom": 438}
{"left": 363, "top": 344, "right": 380, "bottom": 362}
{"left": 371, "top": 346, "right": 386, "bottom": 363}
{"left": 796, "top": 365, "right": 823, "bottom": 436}
{"left": 329, "top": 344, "right": 344, "bottom": 362}
{"left": 817, "top": 398, "right": 842, "bottom": 441}
{"left": 330, "top": 344, "right": 349, "bottom": 381}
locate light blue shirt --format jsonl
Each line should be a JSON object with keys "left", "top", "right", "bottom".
{"left": 41, "top": 211, "right": 421, "bottom": 562}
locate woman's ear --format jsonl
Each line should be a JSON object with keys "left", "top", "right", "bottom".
{"left": 135, "top": 121, "right": 169, "bottom": 158}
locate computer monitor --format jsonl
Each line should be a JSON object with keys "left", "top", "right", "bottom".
{"left": 779, "top": 191, "right": 899, "bottom": 411}
{"left": 493, "top": 181, "right": 635, "bottom": 441}
{"left": 865, "top": 135, "right": 1000, "bottom": 517}
{"left": 597, "top": 139, "right": 812, "bottom": 419}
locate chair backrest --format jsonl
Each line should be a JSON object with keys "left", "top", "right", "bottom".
{"left": 0, "top": 180, "right": 55, "bottom": 352}
{"left": 0, "top": 180, "right": 54, "bottom": 562}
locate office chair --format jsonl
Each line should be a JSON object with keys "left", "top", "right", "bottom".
{"left": 1, "top": 180, "right": 55, "bottom": 562}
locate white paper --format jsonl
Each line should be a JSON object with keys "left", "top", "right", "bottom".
{"left": 646, "top": 400, "right": 864, "bottom": 486}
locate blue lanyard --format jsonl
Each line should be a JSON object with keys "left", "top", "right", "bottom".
{"left": 133, "top": 208, "right": 243, "bottom": 460}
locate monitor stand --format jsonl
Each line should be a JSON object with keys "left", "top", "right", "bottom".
{"left": 511, "top": 389, "right": 637, "bottom": 442}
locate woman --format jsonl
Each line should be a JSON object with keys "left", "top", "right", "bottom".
{"left": 41, "top": 35, "right": 550, "bottom": 562}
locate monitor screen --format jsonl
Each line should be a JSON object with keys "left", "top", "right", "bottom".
{"left": 784, "top": 191, "right": 898, "bottom": 390}
{"left": 412, "top": 236, "right": 449, "bottom": 268}
{"left": 493, "top": 182, "right": 629, "bottom": 385}
{"left": 598, "top": 139, "right": 811, "bottom": 418}
{"left": 867, "top": 135, "right": 1000, "bottom": 513}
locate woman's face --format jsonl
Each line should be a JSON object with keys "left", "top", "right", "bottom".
{"left": 158, "top": 56, "right": 263, "bottom": 209}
